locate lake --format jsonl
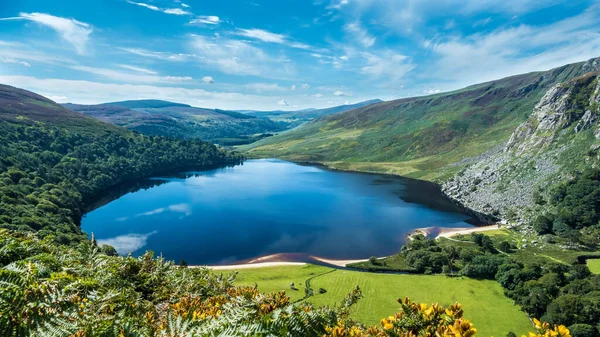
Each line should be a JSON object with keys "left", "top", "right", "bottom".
{"left": 82, "top": 159, "right": 477, "bottom": 265}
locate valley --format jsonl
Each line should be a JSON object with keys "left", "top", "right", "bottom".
{"left": 2, "top": 1, "right": 600, "bottom": 335}
{"left": 64, "top": 99, "right": 379, "bottom": 146}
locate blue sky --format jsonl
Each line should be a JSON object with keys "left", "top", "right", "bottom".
{"left": 0, "top": 0, "right": 599, "bottom": 110}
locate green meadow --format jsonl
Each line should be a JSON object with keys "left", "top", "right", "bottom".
{"left": 232, "top": 264, "right": 532, "bottom": 337}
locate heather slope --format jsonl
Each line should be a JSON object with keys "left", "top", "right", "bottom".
{"left": 244, "top": 57, "right": 600, "bottom": 181}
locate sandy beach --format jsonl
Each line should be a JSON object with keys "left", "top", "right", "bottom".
{"left": 207, "top": 261, "right": 307, "bottom": 270}
{"left": 412, "top": 224, "right": 500, "bottom": 239}
{"left": 195, "top": 225, "right": 501, "bottom": 270}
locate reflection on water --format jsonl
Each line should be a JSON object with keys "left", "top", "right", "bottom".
{"left": 82, "top": 159, "right": 476, "bottom": 265}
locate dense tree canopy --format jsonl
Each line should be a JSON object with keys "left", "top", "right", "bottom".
{"left": 0, "top": 120, "right": 241, "bottom": 244}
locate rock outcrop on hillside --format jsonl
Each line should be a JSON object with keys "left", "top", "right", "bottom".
{"left": 443, "top": 67, "right": 600, "bottom": 222}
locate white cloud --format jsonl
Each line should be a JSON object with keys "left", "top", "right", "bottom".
{"left": 127, "top": 1, "right": 192, "bottom": 15}
{"left": 118, "top": 64, "right": 157, "bottom": 75}
{"left": 290, "top": 84, "right": 296, "bottom": 91}
{"left": 97, "top": 231, "right": 158, "bottom": 255}
{"left": 118, "top": 47, "right": 192, "bottom": 62}
{"left": 0, "top": 42, "right": 75, "bottom": 65}
{"left": 0, "top": 57, "right": 31, "bottom": 67}
{"left": 426, "top": 5, "right": 600, "bottom": 88}
{"left": 301, "top": 83, "right": 310, "bottom": 89}
{"left": 202, "top": 76, "right": 215, "bottom": 83}
{"left": 341, "top": 0, "right": 566, "bottom": 34}
{"left": 278, "top": 99, "right": 289, "bottom": 106}
{"left": 188, "top": 34, "right": 296, "bottom": 79}
{"left": 162, "top": 76, "right": 193, "bottom": 81}
{"left": 71, "top": 65, "right": 193, "bottom": 84}
{"left": 1, "top": 75, "right": 364, "bottom": 110}
{"left": 423, "top": 89, "right": 441, "bottom": 95}
{"left": 313, "top": 93, "right": 324, "bottom": 98}
{"left": 246, "top": 83, "right": 288, "bottom": 92}
{"left": 327, "top": 0, "right": 350, "bottom": 9}
{"left": 360, "top": 50, "right": 413, "bottom": 80}
{"left": 190, "top": 15, "right": 220, "bottom": 25}
{"left": 1, "top": 13, "right": 92, "bottom": 55}
{"left": 235, "top": 28, "right": 312, "bottom": 50}
{"left": 163, "top": 8, "right": 192, "bottom": 15}
{"left": 181, "top": 3, "right": 190, "bottom": 8}
{"left": 344, "top": 22, "right": 375, "bottom": 48}
{"left": 334, "top": 90, "right": 350, "bottom": 96}
{"left": 237, "top": 28, "right": 286, "bottom": 43}
{"left": 127, "top": 1, "right": 160, "bottom": 11}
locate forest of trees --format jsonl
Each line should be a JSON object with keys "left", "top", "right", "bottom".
{"left": 400, "top": 231, "right": 600, "bottom": 336}
{"left": 0, "top": 120, "right": 242, "bottom": 244}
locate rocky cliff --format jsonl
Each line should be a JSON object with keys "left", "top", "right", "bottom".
{"left": 443, "top": 61, "right": 600, "bottom": 222}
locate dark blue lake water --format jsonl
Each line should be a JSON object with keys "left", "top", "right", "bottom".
{"left": 82, "top": 159, "right": 476, "bottom": 265}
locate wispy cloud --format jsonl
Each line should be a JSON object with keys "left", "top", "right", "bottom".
{"left": 0, "top": 57, "right": 31, "bottom": 67}
{"left": 0, "top": 13, "right": 92, "bottom": 55}
{"left": 237, "top": 28, "right": 286, "bottom": 43}
{"left": 344, "top": 22, "right": 375, "bottom": 48}
{"left": 127, "top": 1, "right": 192, "bottom": 15}
{"left": 188, "top": 34, "right": 296, "bottom": 79}
{"left": 202, "top": 76, "right": 215, "bottom": 83}
{"left": 118, "top": 64, "right": 157, "bottom": 74}
{"left": 333, "top": 90, "right": 351, "bottom": 96}
{"left": 164, "top": 8, "right": 192, "bottom": 15}
{"left": 331, "top": 0, "right": 567, "bottom": 34}
{"left": 246, "top": 82, "right": 289, "bottom": 92}
{"left": 236, "top": 28, "right": 313, "bottom": 50}
{"left": 360, "top": 50, "right": 413, "bottom": 80}
{"left": 278, "top": 99, "right": 289, "bottom": 106}
{"left": 117, "top": 47, "right": 192, "bottom": 62}
{"left": 426, "top": 4, "right": 600, "bottom": 88}
{"left": 70, "top": 65, "right": 193, "bottom": 84}
{"left": 189, "top": 15, "right": 221, "bottom": 25}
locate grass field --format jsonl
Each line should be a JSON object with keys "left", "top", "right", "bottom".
{"left": 231, "top": 264, "right": 532, "bottom": 337}
{"left": 588, "top": 259, "right": 600, "bottom": 274}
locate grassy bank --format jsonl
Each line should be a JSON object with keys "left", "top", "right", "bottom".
{"left": 588, "top": 259, "right": 600, "bottom": 274}
{"left": 232, "top": 264, "right": 532, "bottom": 337}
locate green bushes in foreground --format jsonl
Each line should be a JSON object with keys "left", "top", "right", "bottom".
{"left": 0, "top": 229, "right": 571, "bottom": 337}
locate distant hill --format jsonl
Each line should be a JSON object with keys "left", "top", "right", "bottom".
{"left": 240, "top": 99, "right": 383, "bottom": 120}
{"left": 0, "top": 84, "right": 123, "bottom": 135}
{"left": 64, "top": 99, "right": 383, "bottom": 145}
{"left": 243, "top": 57, "right": 600, "bottom": 182}
{"left": 64, "top": 100, "right": 289, "bottom": 144}
{"left": 104, "top": 99, "right": 191, "bottom": 109}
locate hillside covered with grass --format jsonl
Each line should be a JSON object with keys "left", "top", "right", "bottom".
{"left": 244, "top": 57, "right": 600, "bottom": 181}
{"left": 64, "top": 100, "right": 289, "bottom": 146}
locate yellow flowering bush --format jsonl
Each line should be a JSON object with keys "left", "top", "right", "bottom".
{"left": 323, "top": 298, "right": 571, "bottom": 337}
{"left": 524, "top": 318, "right": 571, "bottom": 337}
{"left": 324, "top": 297, "right": 477, "bottom": 337}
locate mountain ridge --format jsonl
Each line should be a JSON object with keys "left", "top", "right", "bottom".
{"left": 243, "top": 56, "right": 600, "bottom": 183}
{"left": 63, "top": 99, "right": 385, "bottom": 144}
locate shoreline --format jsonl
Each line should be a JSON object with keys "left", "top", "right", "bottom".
{"left": 193, "top": 253, "right": 370, "bottom": 270}
{"left": 410, "top": 224, "right": 501, "bottom": 239}
{"left": 193, "top": 225, "right": 501, "bottom": 270}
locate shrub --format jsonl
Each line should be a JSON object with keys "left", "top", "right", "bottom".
{"left": 499, "top": 241, "right": 512, "bottom": 253}
{"left": 568, "top": 324, "right": 596, "bottom": 337}
{"left": 534, "top": 215, "right": 554, "bottom": 235}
